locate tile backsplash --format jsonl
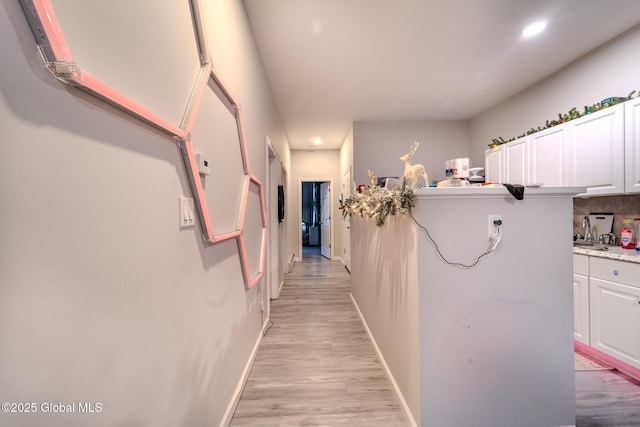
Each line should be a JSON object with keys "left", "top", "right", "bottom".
{"left": 573, "top": 194, "right": 640, "bottom": 239}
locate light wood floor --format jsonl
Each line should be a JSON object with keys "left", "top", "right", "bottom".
{"left": 231, "top": 247, "right": 640, "bottom": 426}
{"left": 230, "top": 247, "right": 410, "bottom": 426}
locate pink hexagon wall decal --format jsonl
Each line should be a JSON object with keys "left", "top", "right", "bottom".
{"left": 18, "top": 0, "right": 210, "bottom": 139}
{"left": 19, "top": 0, "right": 268, "bottom": 289}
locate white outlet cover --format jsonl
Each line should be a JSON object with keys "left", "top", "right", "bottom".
{"left": 488, "top": 214, "right": 502, "bottom": 238}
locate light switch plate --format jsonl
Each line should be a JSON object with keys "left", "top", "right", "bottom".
{"left": 179, "top": 196, "right": 195, "bottom": 228}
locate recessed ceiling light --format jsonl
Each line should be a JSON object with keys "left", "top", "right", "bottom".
{"left": 312, "top": 138, "right": 322, "bottom": 145}
{"left": 521, "top": 20, "right": 547, "bottom": 38}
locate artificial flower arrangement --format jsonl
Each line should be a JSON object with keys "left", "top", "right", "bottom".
{"left": 339, "top": 178, "right": 415, "bottom": 227}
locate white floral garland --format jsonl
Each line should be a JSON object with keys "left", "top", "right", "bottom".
{"left": 339, "top": 184, "right": 415, "bottom": 227}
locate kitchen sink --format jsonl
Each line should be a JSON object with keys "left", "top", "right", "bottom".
{"left": 573, "top": 240, "right": 609, "bottom": 251}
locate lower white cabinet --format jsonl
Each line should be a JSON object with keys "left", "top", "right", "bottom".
{"left": 574, "top": 274, "right": 590, "bottom": 344}
{"left": 589, "top": 258, "right": 640, "bottom": 369}
{"left": 573, "top": 254, "right": 590, "bottom": 344}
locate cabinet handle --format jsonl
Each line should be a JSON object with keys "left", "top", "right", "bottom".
{"left": 613, "top": 269, "right": 619, "bottom": 276}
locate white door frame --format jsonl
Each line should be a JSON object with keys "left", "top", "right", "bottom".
{"left": 298, "top": 178, "right": 333, "bottom": 260}
{"left": 319, "top": 182, "right": 331, "bottom": 259}
{"left": 264, "top": 137, "right": 283, "bottom": 329}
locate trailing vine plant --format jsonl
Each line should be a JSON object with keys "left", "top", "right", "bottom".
{"left": 489, "top": 90, "right": 638, "bottom": 148}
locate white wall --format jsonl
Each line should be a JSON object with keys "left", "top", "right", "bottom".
{"left": 470, "top": 25, "right": 640, "bottom": 167}
{"left": 350, "top": 215, "right": 421, "bottom": 425}
{"left": 0, "top": 1, "right": 288, "bottom": 426}
{"left": 288, "top": 150, "right": 342, "bottom": 261}
{"left": 353, "top": 120, "right": 470, "bottom": 188}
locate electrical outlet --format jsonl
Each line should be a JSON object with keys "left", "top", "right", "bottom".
{"left": 488, "top": 214, "right": 503, "bottom": 238}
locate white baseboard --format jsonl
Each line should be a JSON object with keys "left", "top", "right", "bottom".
{"left": 219, "top": 328, "right": 264, "bottom": 427}
{"left": 350, "top": 293, "right": 418, "bottom": 427}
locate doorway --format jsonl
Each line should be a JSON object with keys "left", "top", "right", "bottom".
{"left": 300, "top": 180, "right": 331, "bottom": 260}
{"left": 265, "top": 137, "right": 287, "bottom": 323}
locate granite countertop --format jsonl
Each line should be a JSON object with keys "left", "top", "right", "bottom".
{"left": 573, "top": 245, "right": 640, "bottom": 263}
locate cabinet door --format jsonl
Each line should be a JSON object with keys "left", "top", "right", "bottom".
{"left": 569, "top": 103, "right": 625, "bottom": 196}
{"left": 485, "top": 146, "right": 504, "bottom": 183}
{"left": 529, "top": 125, "right": 568, "bottom": 186}
{"left": 590, "top": 277, "right": 640, "bottom": 369}
{"left": 504, "top": 138, "right": 528, "bottom": 185}
{"left": 625, "top": 97, "right": 640, "bottom": 193}
{"left": 574, "top": 273, "right": 590, "bottom": 344}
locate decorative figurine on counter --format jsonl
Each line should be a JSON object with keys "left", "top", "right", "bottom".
{"left": 400, "top": 141, "right": 430, "bottom": 189}
{"left": 367, "top": 169, "right": 377, "bottom": 187}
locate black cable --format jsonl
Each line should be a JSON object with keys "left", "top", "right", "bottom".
{"left": 409, "top": 210, "right": 495, "bottom": 269}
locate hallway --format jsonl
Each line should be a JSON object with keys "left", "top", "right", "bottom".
{"left": 231, "top": 251, "right": 640, "bottom": 426}
{"left": 230, "top": 250, "right": 410, "bottom": 426}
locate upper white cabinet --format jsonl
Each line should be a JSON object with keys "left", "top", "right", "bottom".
{"left": 504, "top": 137, "right": 528, "bottom": 185}
{"left": 625, "top": 97, "right": 640, "bottom": 193}
{"left": 484, "top": 145, "right": 504, "bottom": 183}
{"left": 529, "top": 125, "right": 569, "bottom": 186}
{"left": 484, "top": 137, "right": 529, "bottom": 185}
{"left": 569, "top": 103, "right": 625, "bottom": 196}
{"left": 485, "top": 99, "right": 636, "bottom": 196}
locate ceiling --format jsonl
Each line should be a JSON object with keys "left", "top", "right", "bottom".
{"left": 243, "top": 0, "right": 640, "bottom": 150}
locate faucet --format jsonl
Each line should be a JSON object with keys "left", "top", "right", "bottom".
{"left": 582, "top": 216, "right": 593, "bottom": 242}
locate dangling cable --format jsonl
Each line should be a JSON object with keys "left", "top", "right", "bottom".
{"left": 409, "top": 210, "right": 500, "bottom": 269}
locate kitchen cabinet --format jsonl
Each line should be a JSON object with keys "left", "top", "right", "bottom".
{"left": 573, "top": 254, "right": 590, "bottom": 345}
{"left": 589, "top": 257, "right": 640, "bottom": 370}
{"left": 625, "top": 97, "right": 640, "bottom": 193}
{"left": 569, "top": 103, "right": 625, "bottom": 196}
{"left": 529, "top": 124, "right": 569, "bottom": 186}
{"left": 485, "top": 99, "right": 633, "bottom": 195}
{"left": 484, "top": 145, "right": 504, "bottom": 183}
{"left": 504, "top": 137, "right": 528, "bottom": 185}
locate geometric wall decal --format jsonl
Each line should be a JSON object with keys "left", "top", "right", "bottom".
{"left": 186, "top": 72, "right": 248, "bottom": 239}
{"left": 180, "top": 67, "right": 267, "bottom": 288}
{"left": 237, "top": 177, "right": 267, "bottom": 287}
{"left": 18, "top": 0, "right": 210, "bottom": 139}
{"left": 19, "top": 0, "right": 267, "bottom": 289}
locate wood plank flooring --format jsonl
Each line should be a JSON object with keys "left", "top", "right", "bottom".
{"left": 230, "top": 248, "right": 409, "bottom": 426}
{"left": 231, "top": 247, "right": 640, "bottom": 426}
{"left": 576, "top": 369, "right": 640, "bottom": 426}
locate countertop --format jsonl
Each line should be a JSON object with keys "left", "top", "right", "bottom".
{"left": 415, "top": 185, "right": 587, "bottom": 199}
{"left": 573, "top": 245, "right": 640, "bottom": 264}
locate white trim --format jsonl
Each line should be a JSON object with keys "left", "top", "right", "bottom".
{"left": 219, "top": 329, "right": 263, "bottom": 427}
{"left": 298, "top": 178, "right": 334, "bottom": 260}
{"left": 350, "top": 293, "right": 418, "bottom": 427}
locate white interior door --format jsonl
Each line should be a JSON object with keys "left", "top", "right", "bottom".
{"left": 320, "top": 182, "right": 331, "bottom": 259}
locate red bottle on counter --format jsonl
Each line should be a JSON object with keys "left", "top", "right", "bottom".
{"left": 621, "top": 220, "right": 636, "bottom": 249}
